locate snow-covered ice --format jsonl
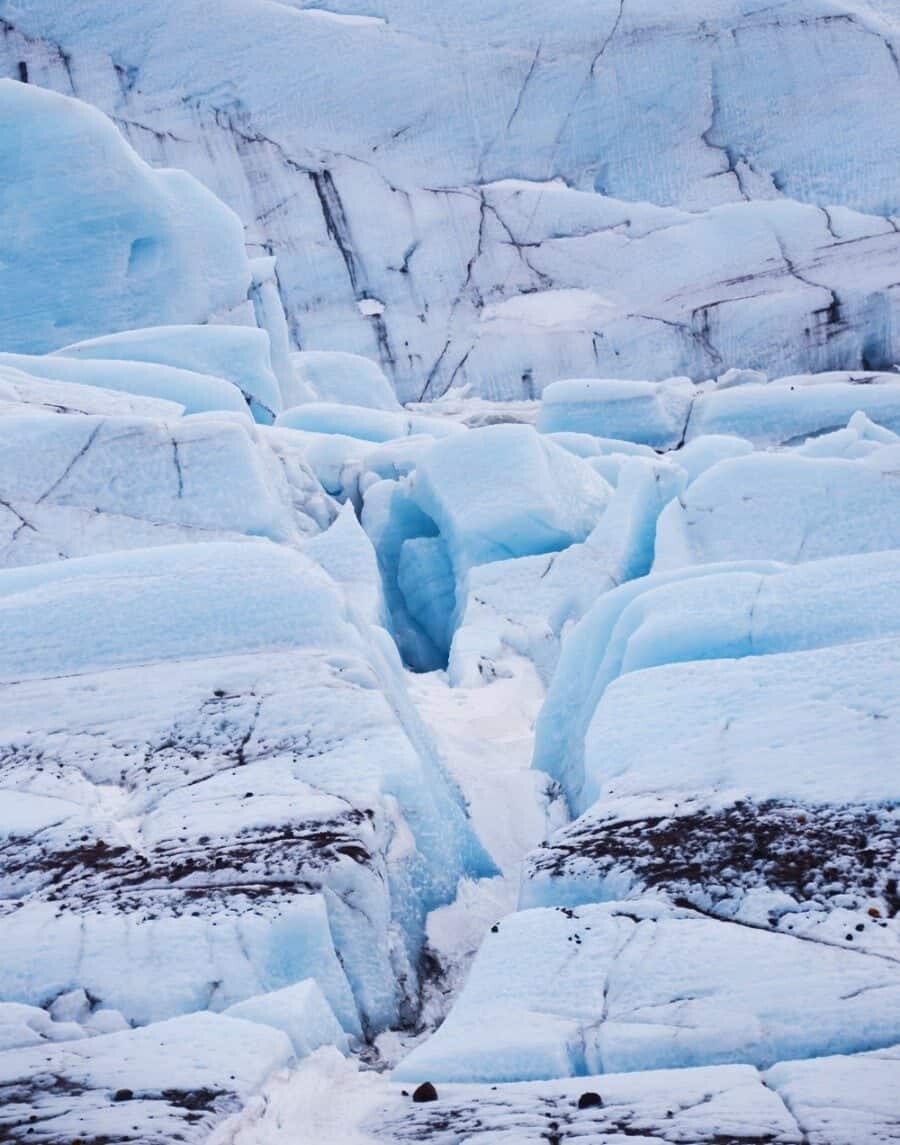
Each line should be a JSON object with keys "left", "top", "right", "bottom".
{"left": 534, "top": 551, "right": 900, "bottom": 807}
{"left": 6, "top": 2, "right": 900, "bottom": 398}
{"left": 653, "top": 449, "right": 900, "bottom": 569}
{"left": 2, "top": 4, "right": 900, "bottom": 1140}
{"left": 395, "top": 901, "right": 900, "bottom": 1083}
{"left": 0, "top": 1012, "right": 295, "bottom": 1143}
{"left": 525, "top": 636, "right": 900, "bottom": 954}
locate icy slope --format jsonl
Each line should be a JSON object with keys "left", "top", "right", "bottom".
{"left": 3, "top": 2, "right": 900, "bottom": 396}
{"left": 2, "top": 21, "right": 900, "bottom": 1144}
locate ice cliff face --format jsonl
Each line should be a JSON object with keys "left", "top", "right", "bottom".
{"left": 2, "top": 7, "right": 900, "bottom": 1144}
{"left": 3, "top": 0, "right": 900, "bottom": 398}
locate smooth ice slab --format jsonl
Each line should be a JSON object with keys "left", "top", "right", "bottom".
{"left": 0, "top": 411, "right": 332, "bottom": 567}
{"left": 409, "top": 424, "right": 610, "bottom": 576}
{"left": 534, "top": 551, "right": 900, "bottom": 807}
{"left": 0, "top": 542, "right": 358, "bottom": 679}
{"left": 688, "top": 375, "right": 900, "bottom": 445}
{"left": 394, "top": 902, "right": 900, "bottom": 1083}
{"left": 223, "top": 980, "right": 349, "bottom": 1058}
{"left": 277, "top": 402, "right": 460, "bottom": 442}
{"left": 291, "top": 351, "right": 400, "bottom": 411}
{"left": 55, "top": 325, "right": 283, "bottom": 422}
{"left": 538, "top": 379, "right": 694, "bottom": 449}
{"left": 0, "top": 351, "right": 251, "bottom": 417}
{"left": 653, "top": 450, "right": 900, "bottom": 570}
{"left": 0, "top": 364, "right": 184, "bottom": 420}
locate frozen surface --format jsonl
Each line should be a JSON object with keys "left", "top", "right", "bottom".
{"left": 0, "top": 80, "right": 251, "bottom": 354}
{"left": 0, "top": 544, "right": 489, "bottom": 1033}
{"left": 0, "top": 541, "right": 359, "bottom": 678}
{"left": 0, "top": 351, "right": 253, "bottom": 417}
{"left": 3, "top": 1, "right": 900, "bottom": 1136}
{"left": 6, "top": 4, "right": 900, "bottom": 397}
{"left": 448, "top": 455, "right": 684, "bottom": 685}
{"left": 395, "top": 902, "right": 900, "bottom": 1083}
{"left": 359, "top": 424, "right": 612, "bottom": 669}
{"left": 653, "top": 449, "right": 900, "bottom": 570}
{"left": 410, "top": 424, "right": 610, "bottom": 576}
{"left": 8, "top": 1034, "right": 898, "bottom": 1145}
{"left": 0, "top": 363, "right": 185, "bottom": 420}
{"left": 534, "top": 551, "right": 900, "bottom": 807}
{"left": 765, "top": 1045, "right": 900, "bottom": 1145}
{"left": 538, "top": 373, "right": 900, "bottom": 449}
{"left": 223, "top": 980, "right": 349, "bottom": 1058}
{"left": 278, "top": 403, "right": 460, "bottom": 443}
{"left": 526, "top": 637, "right": 900, "bottom": 955}
{"left": 0, "top": 410, "right": 334, "bottom": 567}
{"left": 689, "top": 375, "right": 900, "bottom": 444}
{"left": 291, "top": 351, "right": 400, "bottom": 411}
{"left": 538, "top": 379, "right": 694, "bottom": 449}
{"left": 0, "top": 1012, "right": 294, "bottom": 1143}
{"left": 55, "top": 325, "right": 284, "bottom": 421}
{"left": 303, "top": 502, "right": 388, "bottom": 628}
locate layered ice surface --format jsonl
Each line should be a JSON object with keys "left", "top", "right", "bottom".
{"left": 0, "top": 410, "right": 334, "bottom": 567}
{"left": 0, "top": 351, "right": 256, "bottom": 418}
{"left": 380, "top": 1048, "right": 900, "bottom": 1145}
{"left": 395, "top": 901, "right": 900, "bottom": 1083}
{"left": 0, "top": 541, "right": 491, "bottom": 1034}
{"left": 54, "top": 325, "right": 284, "bottom": 421}
{"left": 4, "top": 352, "right": 900, "bottom": 1134}
{"left": 3, "top": 14, "right": 900, "bottom": 1139}
{"left": 0, "top": 1012, "right": 295, "bottom": 1143}
{"left": 534, "top": 550, "right": 900, "bottom": 808}
{"left": 540, "top": 372, "right": 900, "bottom": 447}
{"left": 374, "top": 385, "right": 900, "bottom": 1099}
{"left": 654, "top": 449, "right": 900, "bottom": 569}
{"left": 526, "top": 636, "right": 900, "bottom": 955}
{"left": 5, "top": 2, "right": 900, "bottom": 398}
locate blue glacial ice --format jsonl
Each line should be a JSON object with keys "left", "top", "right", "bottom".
{"left": 2, "top": 9, "right": 900, "bottom": 1136}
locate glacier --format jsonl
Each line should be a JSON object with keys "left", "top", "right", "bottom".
{"left": 4, "top": 1, "right": 900, "bottom": 399}
{"left": 1, "top": 5, "right": 899, "bottom": 1143}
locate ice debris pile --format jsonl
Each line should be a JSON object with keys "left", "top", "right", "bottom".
{"left": 1, "top": 18, "right": 900, "bottom": 1144}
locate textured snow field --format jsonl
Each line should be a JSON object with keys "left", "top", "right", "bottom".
{"left": 212, "top": 1045, "right": 900, "bottom": 1145}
